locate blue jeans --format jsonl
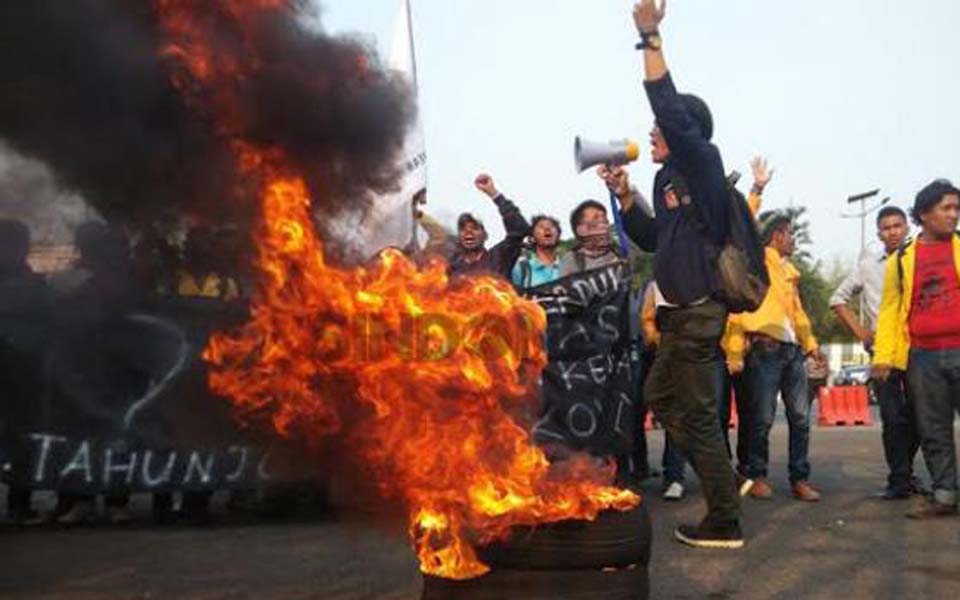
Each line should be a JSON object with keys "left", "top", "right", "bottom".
{"left": 744, "top": 340, "right": 811, "bottom": 484}
{"left": 906, "top": 348, "right": 960, "bottom": 506}
{"left": 718, "top": 369, "right": 750, "bottom": 474}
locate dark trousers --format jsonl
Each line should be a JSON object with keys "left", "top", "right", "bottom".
{"left": 744, "top": 340, "right": 811, "bottom": 484}
{"left": 875, "top": 370, "right": 920, "bottom": 493}
{"left": 906, "top": 348, "right": 960, "bottom": 506}
{"left": 663, "top": 361, "right": 741, "bottom": 485}
{"left": 646, "top": 301, "right": 739, "bottom": 524}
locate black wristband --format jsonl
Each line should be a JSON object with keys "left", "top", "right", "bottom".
{"left": 635, "top": 30, "right": 662, "bottom": 51}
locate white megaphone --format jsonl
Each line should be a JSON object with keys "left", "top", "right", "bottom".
{"left": 574, "top": 136, "right": 641, "bottom": 173}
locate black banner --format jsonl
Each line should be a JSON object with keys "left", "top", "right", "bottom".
{"left": 0, "top": 296, "right": 305, "bottom": 493}
{"left": 529, "top": 263, "right": 635, "bottom": 457}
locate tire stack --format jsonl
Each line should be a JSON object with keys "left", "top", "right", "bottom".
{"left": 421, "top": 503, "right": 652, "bottom": 600}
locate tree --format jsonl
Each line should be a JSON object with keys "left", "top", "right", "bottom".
{"left": 785, "top": 205, "right": 855, "bottom": 343}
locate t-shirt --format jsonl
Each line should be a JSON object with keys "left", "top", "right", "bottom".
{"left": 511, "top": 252, "right": 560, "bottom": 289}
{"left": 909, "top": 240, "right": 960, "bottom": 350}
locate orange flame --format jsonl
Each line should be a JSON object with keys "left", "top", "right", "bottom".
{"left": 156, "top": 0, "right": 639, "bottom": 580}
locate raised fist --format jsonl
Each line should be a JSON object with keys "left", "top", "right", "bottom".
{"left": 474, "top": 174, "right": 500, "bottom": 199}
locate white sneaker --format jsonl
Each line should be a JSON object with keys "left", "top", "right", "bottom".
{"left": 663, "top": 482, "right": 685, "bottom": 501}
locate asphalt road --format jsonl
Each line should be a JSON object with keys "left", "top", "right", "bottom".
{"left": 2, "top": 422, "right": 959, "bottom": 599}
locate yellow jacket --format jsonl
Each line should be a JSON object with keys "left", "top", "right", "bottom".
{"left": 873, "top": 235, "right": 960, "bottom": 370}
{"left": 725, "top": 246, "right": 818, "bottom": 368}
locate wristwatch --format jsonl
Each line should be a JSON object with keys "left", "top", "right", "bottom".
{"left": 635, "top": 31, "right": 662, "bottom": 51}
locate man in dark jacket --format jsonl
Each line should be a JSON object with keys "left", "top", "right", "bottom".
{"left": 616, "top": 0, "right": 743, "bottom": 549}
{"left": 449, "top": 174, "right": 530, "bottom": 279}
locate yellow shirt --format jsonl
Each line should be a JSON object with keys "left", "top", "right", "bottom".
{"left": 177, "top": 271, "right": 240, "bottom": 301}
{"left": 725, "top": 246, "right": 818, "bottom": 368}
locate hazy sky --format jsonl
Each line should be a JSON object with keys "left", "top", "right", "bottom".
{"left": 320, "top": 0, "right": 959, "bottom": 262}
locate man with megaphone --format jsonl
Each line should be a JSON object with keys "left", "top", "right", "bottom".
{"left": 613, "top": 0, "right": 745, "bottom": 550}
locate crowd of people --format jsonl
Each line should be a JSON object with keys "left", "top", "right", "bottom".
{"left": 0, "top": 218, "right": 258, "bottom": 526}
{"left": 408, "top": 0, "right": 960, "bottom": 549}
{"left": 2, "top": 0, "right": 959, "bottom": 553}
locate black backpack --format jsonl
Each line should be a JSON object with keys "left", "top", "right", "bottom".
{"left": 681, "top": 171, "right": 770, "bottom": 313}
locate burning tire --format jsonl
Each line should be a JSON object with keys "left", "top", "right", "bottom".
{"left": 476, "top": 504, "right": 651, "bottom": 571}
{"left": 422, "top": 504, "right": 651, "bottom": 600}
{"left": 422, "top": 564, "right": 648, "bottom": 600}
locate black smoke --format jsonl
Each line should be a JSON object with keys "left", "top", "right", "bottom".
{"left": 0, "top": 1, "right": 415, "bottom": 255}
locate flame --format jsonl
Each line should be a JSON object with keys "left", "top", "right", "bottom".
{"left": 156, "top": 0, "right": 639, "bottom": 580}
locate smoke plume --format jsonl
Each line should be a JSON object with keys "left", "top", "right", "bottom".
{"left": 0, "top": 1, "right": 414, "bottom": 255}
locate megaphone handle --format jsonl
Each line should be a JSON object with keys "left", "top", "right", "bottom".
{"left": 609, "top": 192, "right": 631, "bottom": 256}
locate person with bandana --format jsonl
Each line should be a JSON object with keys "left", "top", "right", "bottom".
{"left": 559, "top": 200, "right": 623, "bottom": 277}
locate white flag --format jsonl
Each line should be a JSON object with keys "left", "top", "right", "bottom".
{"left": 359, "top": 0, "right": 427, "bottom": 256}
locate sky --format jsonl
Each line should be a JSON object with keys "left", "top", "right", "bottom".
{"left": 319, "top": 0, "right": 959, "bottom": 263}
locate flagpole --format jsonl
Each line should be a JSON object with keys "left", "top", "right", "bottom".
{"left": 405, "top": 0, "right": 418, "bottom": 91}
{"left": 403, "top": 0, "right": 423, "bottom": 251}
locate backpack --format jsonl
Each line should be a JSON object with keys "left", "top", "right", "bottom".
{"left": 680, "top": 171, "right": 770, "bottom": 313}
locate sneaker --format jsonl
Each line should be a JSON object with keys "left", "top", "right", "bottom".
{"left": 663, "top": 482, "right": 685, "bottom": 501}
{"left": 792, "top": 481, "right": 822, "bottom": 502}
{"left": 675, "top": 521, "right": 744, "bottom": 549}
{"left": 906, "top": 498, "right": 958, "bottom": 520}
{"left": 749, "top": 478, "right": 774, "bottom": 500}
{"left": 57, "top": 501, "right": 97, "bottom": 525}
{"left": 736, "top": 473, "right": 755, "bottom": 498}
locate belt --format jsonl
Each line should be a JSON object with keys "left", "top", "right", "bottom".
{"left": 656, "top": 295, "right": 713, "bottom": 312}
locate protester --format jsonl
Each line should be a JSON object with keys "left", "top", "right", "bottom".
{"left": 726, "top": 211, "right": 827, "bottom": 502}
{"left": 614, "top": 0, "right": 744, "bottom": 549}
{"left": 52, "top": 222, "right": 143, "bottom": 525}
{"left": 448, "top": 174, "right": 530, "bottom": 278}
{"left": 873, "top": 179, "right": 960, "bottom": 519}
{"left": 132, "top": 229, "right": 181, "bottom": 295}
{"left": 164, "top": 225, "right": 245, "bottom": 524}
{"left": 831, "top": 205, "right": 923, "bottom": 500}
{"left": 176, "top": 226, "right": 241, "bottom": 301}
{"left": 717, "top": 157, "right": 771, "bottom": 471}
{"left": 512, "top": 215, "right": 562, "bottom": 289}
{"left": 0, "top": 219, "right": 50, "bottom": 525}
{"left": 558, "top": 200, "right": 623, "bottom": 277}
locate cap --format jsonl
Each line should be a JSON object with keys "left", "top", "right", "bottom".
{"left": 457, "top": 212, "right": 485, "bottom": 231}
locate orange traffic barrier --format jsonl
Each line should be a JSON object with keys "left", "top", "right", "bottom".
{"left": 817, "top": 386, "right": 836, "bottom": 426}
{"left": 727, "top": 393, "right": 739, "bottom": 429}
{"left": 818, "top": 386, "right": 872, "bottom": 426}
{"left": 850, "top": 386, "right": 873, "bottom": 425}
